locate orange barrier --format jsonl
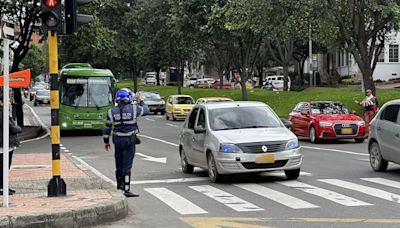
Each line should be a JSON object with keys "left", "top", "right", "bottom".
{"left": 0, "top": 69, "right": 31, "bottom": 88}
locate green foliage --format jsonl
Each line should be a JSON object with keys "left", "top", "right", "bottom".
{"left": 341, "top": 79, "right": 354, "bottom": 85}
{"left": 21, "top": 45, "right": 47, "bottom": 77}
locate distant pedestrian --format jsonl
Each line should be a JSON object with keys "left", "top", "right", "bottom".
{"left": 103, "top": 89, "right": 149, "bottom": 197}
{"left": 0, "top": 93, "right": 22, "bottom": 195}
{"left": 356, "top": 89, "right": 378, "bottom": 134}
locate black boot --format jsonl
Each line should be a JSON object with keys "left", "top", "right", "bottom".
{"left": 116, "top": 171, "right": 123, "bottom": 191}
{"left": 123, "top": 172, "right": 139, "bottom": 197}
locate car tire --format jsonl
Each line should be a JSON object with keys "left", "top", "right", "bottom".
{"left": 172, "top": 113, "right": 176, "bottom": 121}
{"left": 207, "top": 153, "right": 223, "bottom": 183}
{"left": 309, "top": 126, "right": 319, "bottom": 143}
{"left": 34, "top": 101, "right": 38, "bottom": 106}
{"left": 166, "top": 113, "right": 169, "bottom": 120}
{"left": 180, "top": 148, "right": 194, "bottom": 174}
{"left": 369, "top": 141, "right": 388, "bottom": 172}
{"left": 354, "top": 138, "right": 365, "bottom": 143}
{"left": 284, "top": 169, "right": 300, "bottom": 180}
{"left": 160, "top": 111, "right": 165, "bottom": 115}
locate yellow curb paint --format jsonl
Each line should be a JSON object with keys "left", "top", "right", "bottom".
{"left": 51, "top": 126, "right": 60, "bottom": 144}
{"left": 50, "top": 91, "right": 59, "bottom": 109}
{"left": 52, "top": 160, "right": 61, "bottom": 176}
{"left": 180, "top": 217, "right": 270, "bottom": 228}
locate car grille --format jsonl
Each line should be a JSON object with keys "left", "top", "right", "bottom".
{"left": 334, "top": 123, "right": 358, "bottom": 135}
{"left": 237, "top": 141, "right": 287, "bottom": 153}
{"left": 148, "top": 104, "right": 164, "bottom": 108}
{"left": 184, "top": 109, "right": 191, "bottom": 112}
{"left": 241, "top": 160, "right": 288, "bottom": 169}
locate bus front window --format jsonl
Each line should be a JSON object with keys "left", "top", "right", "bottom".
{"left": 61, "top": 77, "right": 113, "bottom": 108}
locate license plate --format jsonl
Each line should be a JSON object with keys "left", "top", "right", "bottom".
{"left": 84, "top": 124, "right": 92, "bottom": 128}
{"left": 255, "top": 154, "right": 275, "bottom": 164}
{"left": 341, "top": 128, "right": 353, "bottom": 134}
{"left": 150, "top": 107, "right": 157, "bottom": 111}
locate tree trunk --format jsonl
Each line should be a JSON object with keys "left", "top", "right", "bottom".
{"left": 177, "top": 67, "right": 183, "bottom": 95}
{"left": 241, "top": 69, "right": 248, "bottom": 101}
{"left": 219, "top": 67, "right": 224, "bottom": 90}
{"left": 133, "top": 71, "right": 138, "bottom": 93}
{"left": 257, "top": 65, "right": 263, "bottom": 88}
{"left": 156, "top": 66, "right": 161, "bottom": 86}
{"left": 359, "top": 63, "right": 376, "bottom": 94}
{"left": 11, "top": 63, "right": 24, "bottom": 126}
{"left": 283, "top": 65, "right": 289, "bottom": 91}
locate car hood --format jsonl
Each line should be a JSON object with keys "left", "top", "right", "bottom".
{"left": 174, "top": 104, "right": 194, "bottom": 110}
{"left": 212, "top": 127, "right": 295, "bottom": 144}
{"left": 313, "top": 114, "right": 363, "bottom": 122}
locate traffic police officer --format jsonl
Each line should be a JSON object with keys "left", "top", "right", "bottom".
{"left": 103, "top": 89, "right": 149, "bottom": 197}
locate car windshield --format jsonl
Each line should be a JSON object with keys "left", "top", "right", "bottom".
{"left": 209, "top": 106, "right": 282, "bottom": 131}
{"left": 60, "top": 77, "right": 113, "bottom": 108}
{"left": 141, "top": 92, "right": 162, "bottom": 100}
{"left": 176, "top": 97, "right": 194, "bottom": 104}
{"left": 311, "top": 102, "right": 349, "bottom": 114}
{"left": 37, "top": 90, "right": 50, "bottom": 96}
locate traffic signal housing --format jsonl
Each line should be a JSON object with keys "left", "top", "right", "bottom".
{"left": 39, "top": 0, "right": 63, "bottom": 33}
{"left": 65, "top": 0, "right": 94, "bottom": 34}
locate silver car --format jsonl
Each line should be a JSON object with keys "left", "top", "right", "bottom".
{"left": 34, "top": 89, "right": 50, "bottom": 106}
{"left": 368, "top": 99, "right": 400, "bottom": 171}
{"left": 179, "top": 101, "right": 302, "bottom": 182}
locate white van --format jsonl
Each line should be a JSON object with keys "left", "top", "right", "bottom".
{"left": 263, "top": 75, "right": 291, "bottom": 91}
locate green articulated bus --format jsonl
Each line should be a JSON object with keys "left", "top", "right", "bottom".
{"left": 59, "top": 63, "right": 115, "bottom": 131}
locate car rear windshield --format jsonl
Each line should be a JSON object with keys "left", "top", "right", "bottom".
{"left": 311, "top": 102, "right": 349, "bottom": 114}
{"left": 209, "top": 106, "right": 282, "bottom": 131}
{"left": 37, "top": 90, "right": 50, "bottom": 96}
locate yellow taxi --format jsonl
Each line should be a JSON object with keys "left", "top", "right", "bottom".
{"left": 195, "top": 97, "right": 234, "bottom": 104}
{"left": 165, "top": 95, "right": 195, "bottom": 120}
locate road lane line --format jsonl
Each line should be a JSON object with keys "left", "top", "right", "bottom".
{"left": 134, "top": 177, "right": 208, "bottom": 185}
{"left": 362, "top": 178, "right": 400, "bottom": 189}
{"left": 166, "top": 123, "right": 179, "bottom": 128}
{"left": 235, "top": 183, "right": 319, "bottom": 209}
{"left": 145, "top": 118, "right": 155, "bottom": 122}
{"left": 190, "top": 185, "right": 263, "bottom": 212}
{"left": 71, "top": 155, "right": 116, "bottom": 187}
{"left": 319, "top": 179, "right": 400, "bottom": 203}
{"left": 301, "top": 146, "right": 368, "bottom": 156}
{"left": 279, "top": 181, "right": 371, "bottom": 206}
{"left": 139, "top": 134, "right": 179, "bottom": 147}
{"left": 145, "top": 187, "right": 207, "bottom": 215}
{"left": 21, "top": 104, "right": 50, "bottom": 143}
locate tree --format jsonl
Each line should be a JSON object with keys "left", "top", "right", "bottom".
{"left": 2, "top": 0, "right": 41, "bottom": 126}
{"left": 21, "top": 44, "right": 47, "bottom": 78}
{"left": 327, "top": 0, "right": 400, "bottom": 93}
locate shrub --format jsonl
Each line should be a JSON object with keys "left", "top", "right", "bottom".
{"left": 341, "top": 78, "right": 354, "bottom": 85}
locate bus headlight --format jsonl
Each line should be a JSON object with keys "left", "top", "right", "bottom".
{"left": 62, "top": 122, "right": 68, "bottom": 128}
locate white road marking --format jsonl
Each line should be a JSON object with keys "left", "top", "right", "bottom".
{"left": 302, "top": 146, "right": 368, "bottom": 156}
{"left": 145, "top": 188, "right": 207, "bottom": 215}
{"left": 60, "top": 147, "right": 67, "bottom": 150}
{"left": 71, "top": 155, "right": 116, "bottom": 187}
{"left": 133, "top": 177, "right": 209, "bottom": 185}
{"left": 267, "top": 171, "right": 313, "bottom": 177}
{"left": 190, "top": 185, "right": 263, "bottom": 212}
{"left": 235, "top": 183, "right": 319, "bottom": 209}
{"left": 136, "top": 152, "right": 167, "bottom": 164}
{"left": 64, "top": 150, "right": 70, "bottom": 152}
{"left": 166, "top": 123, "right": 179, "bottom": 128}
{"left": 362, "top": 178, "right": 400, "bottom": 189}
{"left": 319, "top": 179, "right": 400, "bottom": 203}
{"left": 279, "top": 181, "right": 371, "bottom": 206}
{"left": 139, "top": 134, "right": 179, "bottom": 147}
{"left": 21, "top": 104, "right": 50, "bottom": 143}
{"left": 145, "top": 118, "right": 155, "bottom": 122}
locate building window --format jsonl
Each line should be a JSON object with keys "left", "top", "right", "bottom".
{"left": 377, "top": 49, "right": 385, "bottom": 62}
{"left": 389, "top": 44, "right": 399, "bottom": 62}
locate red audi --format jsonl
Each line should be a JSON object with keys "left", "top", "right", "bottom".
{"left": 288, "top": 101, "right": 367, "bottom": 143}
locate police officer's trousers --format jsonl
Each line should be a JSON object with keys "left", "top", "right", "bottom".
{"left": 113, "top": 136, "right": 136, "bottom": 174}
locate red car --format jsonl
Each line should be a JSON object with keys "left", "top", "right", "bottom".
{"left": 288, "top": 101, "right": 367, "bottom": 143}
{"left": 212, "top": 80, "right": 232, "bottom": 89}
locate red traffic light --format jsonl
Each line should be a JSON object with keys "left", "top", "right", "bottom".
{"left": 43, "top": 0, "right": 60, "bottom": 8}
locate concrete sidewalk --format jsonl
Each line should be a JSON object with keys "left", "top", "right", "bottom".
{"left": 0, "top": 105, "right": 128, "bottom": 227}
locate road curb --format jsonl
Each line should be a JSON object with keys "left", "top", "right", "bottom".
{"left": 0, "top": 192, "right": 128, "bottom": 228}
{"left": 20, "top": 104, "right": 50, "bottom": 143}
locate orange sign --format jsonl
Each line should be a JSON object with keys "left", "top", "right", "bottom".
{"left": 0, "top": 69, "right": 31, "bottom": 88}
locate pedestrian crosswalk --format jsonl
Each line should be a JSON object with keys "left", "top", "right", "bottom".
{"left": 144, "top": 177, "right": 400, "bottom": 215}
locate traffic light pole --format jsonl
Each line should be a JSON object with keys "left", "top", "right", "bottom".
{"left": 47, "top": 31, "right": 66, "bottom": 197}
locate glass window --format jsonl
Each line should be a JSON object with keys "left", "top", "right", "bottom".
{"left": 209, "top": 106, "right": 281, "bottom": 131}
{"left": 175, "top": 97, "right": 194, "bottom": 104}
{"left": 188, "top": 108, "right": 199, "bottom": 130}
{"left": 389, "top": 45, "right": 399, "bottom": 62}
{"left": 311, "top": 102, "right": 349, "bottom": 115}
{"left": 293, "top": 103, "right": 304, "bottom": 112}
{"left": 140, "top": 92, "right": 161, "bottom": 100}
{"left": 381, "top": 105, "right": 400, "bottom": 123}
{"left": 196, "top": 109, "right": 206, "bottom": 129}
{"left": 61, "top": 77, "right": 113, "bottom": 108}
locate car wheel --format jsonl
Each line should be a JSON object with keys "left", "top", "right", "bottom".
{"left": 34, "top": 101, "right": 38, "bottom": 106}
{"left": 354, "top": 138, "right": 365, "bottom": 143}
{"left": 180, "top": 148, "right": 194, "bottom": 174}
{"left": 309, "top": 126, "right": 319, "bottom": 143}
{"left": 284, "top": 169, "right": 300, "bottom": 180}
{"left": 166, "top": 113, "right": 169, "bottom": 120}
{"left": 160, "top": 111, "right": 165, "bottom": 115}
{"left": 207, "top": 153, "right": 223, "bottom": 183}
{"left": 369, "top": 141, "right": 388, "bottom": 172}
{"left": 172, "top": 113, "right": 176, "bottom": 121}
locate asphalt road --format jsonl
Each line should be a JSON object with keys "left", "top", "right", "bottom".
{"left": 26, "top": 101, "right": 400, "bottom": 228}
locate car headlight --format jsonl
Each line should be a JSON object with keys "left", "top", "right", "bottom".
{"left": 356, "top": 121, "right": 365, "bottom": 126}
{"left": 286, "top": 138, "right": 299, "bottom": 150}
{"left": 219, "top": 143, "right": 242, "bottom": 153}
{"left": 319, "top": 122, "right": 333, "bottom": 127}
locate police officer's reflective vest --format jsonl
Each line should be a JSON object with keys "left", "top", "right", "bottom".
{"left": 103, "top": 102, "right": 146, "bottom": 144}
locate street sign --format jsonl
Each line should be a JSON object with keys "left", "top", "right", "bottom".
{"left": 1, "top": 20, "right": 15, "bottom": 40}
{"left": 0, "top": 69, "right": 31, "bottom": 88}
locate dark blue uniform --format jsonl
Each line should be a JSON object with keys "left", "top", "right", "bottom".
{"left": 103, "top": 100, "right": 149, "bottom": 196}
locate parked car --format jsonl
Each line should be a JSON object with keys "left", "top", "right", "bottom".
{"left": 196, "top": 97, "right": 233, "bottom": 104}
{"left": 139, "top": 91, "right": 165, "bottom": 115}
{"left": 165, "top": 95, "right": 195, "bottom": 120}
{"left": 194, "top": 78, "right": 214, "bottom": 88}
{"left": 288, "top": 101, "right": 367, "bottom": 143}
{"left": 368, "top": 99, "right": 400, "bottom": 172}
{"left": 186, "top": 77, "right": 198, "bottom": 87}
{"left": 29, "top": 85, "right": 45, "bottom": 101}
{"left": 263, "top": 75, "right": 291, "bottom": 91}
{"left": 34, "top": 89, "right": 50, "bottom": 106}
{"left": 179, "top": 101, "right": 302, "bottom": 182}
{"left": 212, "top": 80, "right": 232, "bottom": 89}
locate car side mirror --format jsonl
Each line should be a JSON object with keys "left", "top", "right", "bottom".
{"left": 281, "top": 119, "right": 292, "bottom": 129}
{"left": 300, "top": 111, "right": 309, "bottom": 116}
{"left": 351, "top": 110, "right": 357, "bottom": 115}
{"left": 194, "top": 127, "right": 206, "bottom": 134}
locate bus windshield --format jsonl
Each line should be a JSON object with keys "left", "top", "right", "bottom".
{"left": 61, "top": 77, "right": 113, "bottom": 108}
